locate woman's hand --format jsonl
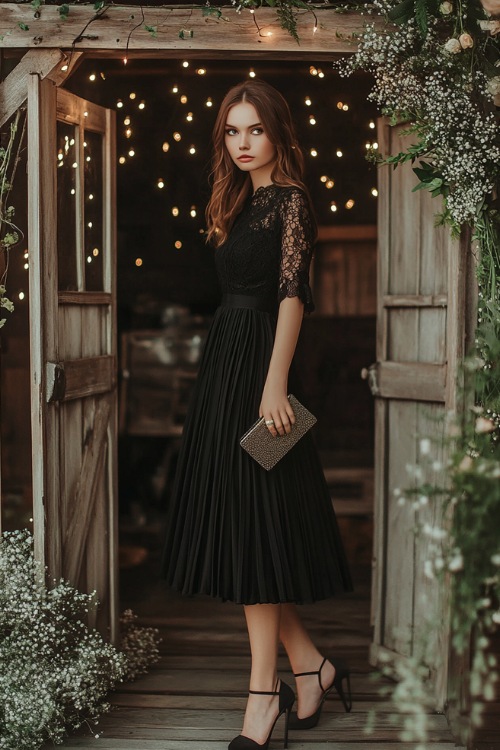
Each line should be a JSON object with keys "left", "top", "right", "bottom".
{"left": 259, "top": 378, "right": 296, "bottom": 437}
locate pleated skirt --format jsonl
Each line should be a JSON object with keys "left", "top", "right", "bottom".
{"left": 160, "top": 295, "right": 353, "bottom": 604}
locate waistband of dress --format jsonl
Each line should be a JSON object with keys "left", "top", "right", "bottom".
{"left": 220, "top": 293, "right": 277, "bottom": 315}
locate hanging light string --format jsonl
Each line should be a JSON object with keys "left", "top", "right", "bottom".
{"left": 123, "top": 4, "right": 146, "bottom": 65}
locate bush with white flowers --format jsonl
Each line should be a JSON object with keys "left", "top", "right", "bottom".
{"left": 0, "top": 530, "right": 127, "bottom": 750}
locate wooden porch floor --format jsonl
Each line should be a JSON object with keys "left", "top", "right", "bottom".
{"left": 55, "top": 520, "right": 465, "bottom": 750}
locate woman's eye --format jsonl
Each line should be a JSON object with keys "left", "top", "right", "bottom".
{"left": 251, "top": 127, "right": 264, "bottom": 135}
{"left": 225, "top": 128, "right": 237, "bottom": 136}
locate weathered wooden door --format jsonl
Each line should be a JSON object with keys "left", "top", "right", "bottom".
{"left": 369, "top": 119, "right": 468, "bottom": 706}
{"left": 27, "top": 74, "right": 118, "bottom": 640}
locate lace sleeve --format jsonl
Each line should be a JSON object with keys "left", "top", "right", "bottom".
{"left": 278, "top": 188, "right": 315, "bottom": 314}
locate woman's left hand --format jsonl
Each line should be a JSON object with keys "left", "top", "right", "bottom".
{"left": 259, "top": 379, "right": 296, "bottom": 437}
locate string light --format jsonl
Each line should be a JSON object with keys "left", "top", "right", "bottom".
{"left": 345, "top": 199, "right": 355, "bottom": 209}
{"left": 369, "top": 120, "right": 376, "bottom": 129}
{"left": 119, "top": 156, "right": 126, "bottom": 164}
{"left": 117, "top": 100, "right": 123, "bottom": 108}
{"left": 180, "top": 95, "right": 188, "bottom": 104}
{"left": 138, "top": 101, "right": 146, "bottom": 110}
{"left": 19, "top": 291, "right": 25, "bottom": 300}
{"left": 88, "top": 194, "right": 94, "bottom": 200}
{"left": 336, "top": 149, "right": 343, "bottom": 157}
{"left": 135, "top": 258, "right": 143, "bottom": 266}
{"left": 206, "top": 98, "right": 213, "bottom": 107}
{"left": 371, "top": 188, "right": 378, "bottom": 197}
{"left": 182, "top": 60, "right": 189, "bottom": 68}
{"left": 129, "top": 92, "right": 136, "bottom": 100}
{"left": 172, "top": 207, "right": 179, "bottom": 216}
{"left": 186, "top": 112, "right": 193, "bottom": 121}
{"left": 336, "top": 101, "right": 344, "bottom": 110}
{"left": 162, "top": 142, "right": 170, "bottom": 152}
{"left": 172, "top": 85, "right": 179, "bottom": 93}
{"left": 128, "top": 149, "right": 135, "bottom": 157}
{"left": 310, "top": 148, "right": 318, "bottom": 157}
{"left": 124, "top": 116, "right": 131, "bottom": 125}
{"left": 309, "top": 66, "right": 318, "bottom": 76}
{"left": 197, "top": 68, "right": 206, "bottom": 75}
{"left": 125, "top": 128, "right": 132, "bottom": 138}
{"left": 317, "top": 69, "right": 325, "bottom": 78}
{"left": 87, "top": 255, "right": 92, "bottom": 264}
{"left": 173, "top": 132, "right": 182, "bottom": 141}
{"left": 24, "top": 262, "right": 29, "bottom": 270}
{"left": 190, "top": 206, "right": 197, "bottom": 217}
{"left": 305, "top": 96, "right": 312, "bottom": 106}
{"left": 320, "top": 175, "right": 328, "bottom": 183}
{"left": 89, "top": 73, "right": 96, "bottom": 82}
{"left": 189, "top": 145, "right": 196, "bottom": 155}
{"left": 326, "top": 179, "right": 334, "bottom": 189}
{"left": 157, "top": 179, "right": 165, "bottom": 189}
{"left": 174, "top": 240, "right": 183, "bottom": 249}
{"left": 330, "top": 202, "right": 337, "bottom": 212}
{"left": 342, "top": 103, "right": 349, "bottom": 111}
{"left": 249, "top": 69, "right": 256, "bottom": 78}
{"left": 93, "top": 248, "right": 99, "bottom": 256}
{"left": 309, "top": 115, "right": 316, "bottom": 125}
{"left": 123, "top": 57, "right": 128, "bottom": 66}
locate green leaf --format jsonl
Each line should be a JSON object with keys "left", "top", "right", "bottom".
{"left": 18, "top": 22, "right": 29, "bottom": 31}
{"left": 414, "top": 0, "right": 428, "bottom": 37}
{"left": 202, "top": 6, "right": 223, "bottom": 16}
{"left": 58, "top": 4, "right": 70, "bottom": 20}
{"left": 387, "top": 0, "right": 415, "bottom": 25}
{"left": 144, "top": 24, "right": 158, "bottom": 37}
{"left": 94, "top": 1, "right": 105, "bottom": 10}
{"left": 31, "top": 0, "right": 41, "bottom": 9}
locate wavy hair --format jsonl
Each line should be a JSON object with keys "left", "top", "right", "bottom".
{"left": 205, "top": 79, "right": 316, "bottom": 247}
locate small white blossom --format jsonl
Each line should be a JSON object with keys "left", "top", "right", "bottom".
{"left": 439, "top": 0, "right": 453, "bottom": 12}
{"left": 448, "top": 553, "right": 464, "bottom": 572}
{"left": 419, "top": 438, "right": 431, "bottom": 455}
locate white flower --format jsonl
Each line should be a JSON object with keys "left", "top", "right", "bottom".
{"left": 418, "top": 494, "right": 429, "bottom": 506}
{"left": 475, "top": 417, "right": 496, "bottom": 434}
{"left": 419, "top": 438, "right": 431, "bottom": 455}
{"left": 459, "top": 33, "right": 474, "bottom": 48}
{"left": 486, "top": 76, "right": 500, "bottom": 97}
{"left": 448, "top": 553, "right": 464, "bottom": 572}
{"left": 479, "top": 20, "right": 500, "bottom": 36}
{"left": 492, "top": 611, "right": 500, "bottom": 624}
{"left": 458, "top": 455, "right": 474, "bottom": 472}
{"left": 491, "top": 553, "right": 500, "bottom": 566}
{"left": 444, "top": 37, "right": 462, "bottom": 53}
{"left": 439, "top": 0, "right": 453, "bottom": 12}
{"left": 424, "top": 560, "right": 435, "bottom": 579}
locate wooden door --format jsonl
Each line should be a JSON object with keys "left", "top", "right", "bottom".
{"left": 27, "top": 74, "right": 118, "bottom": 640}
{"left": 369, "top": 119, "right": 468, "bottom": 707}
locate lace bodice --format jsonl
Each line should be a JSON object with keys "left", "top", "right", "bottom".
{"left": 214, "top": 184, "right": 315, "bottom": 314}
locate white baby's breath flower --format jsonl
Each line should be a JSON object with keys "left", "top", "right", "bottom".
{"left": 491, "top": 553, "right": 500, "bottom": 566}
{"left": 419, "top": 438, "right": 431, "bottom": 455}
{"left": 424, "top": 560, "right": 435, "bottom": 579}
{"left": 448, "top": 553, "right": 464, "bottom": 572}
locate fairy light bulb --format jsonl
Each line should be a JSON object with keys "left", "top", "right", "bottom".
{"left": 119, "top": 156, "right": 126, "bottom": 164}
{"left": 320, "top": 175, "right": 328, "bottom": 183}
{"left": 182, "top": 61, "right": 189, "bottom": 68}
{"left": 135, "top": 258, "right": 143, "bottom": 267}
{"left": 186, "top": 112, "right": 193, "bottom": 122}
{"left": 310, "top": 148, "right": 318, "bottom": 157}
{"left": 190, "top": 206, "right": 197, "bottom": 217}
{"left": 93, "top": 248, "right": 99, "bottom": 256}
{"left": 89, "top": 73, "right": 96, "bottom": 82}
{"left": 305, "top": 96, "right": 312, "bottom": 106}
{"left": 342, "top": 103, "right": 348, "bottom": 111}
{"left": 336, "top": 149, "right": 343, "bottom": 158}
{"left": 162, "top": 142, "right": 170, "bottom": 152}
{"left": 157, "top": 179, "right": 165, "bottom": 189}
{"left": 326, "top": 180, "right": 334, "bottom": 189}
{"left": 345, "top": 199, "right": 355, "bottom": 209}
{"left": 138, "top": 101, "right": 146, "bottom": 110}
{"left": 197, "top": 68, "right": 206, "bottom": 75}
{"left": 173, "top": 132, "right": 181, "bottom": 141}
{"left": 175, "top": 240, "right": 183, "bottom": 249}
{"left": 249, "top": 69, "right": 256, "bottom": 78}
{"left": 189, "top": 145, "right": 196, "bottom": 155}
{"left": 117, "top": 100, "right": 123, "bottom": 108}
{"left": 125, "top": 128, "right": 132, "bottom": 138}
{"left": 172, "top": 207, "right": 179, "bottom": 217}
{"left": 206, "top": 98, "right": 213, "bottom": 107}
{"left": 330, "top": 202, "right": 337, "bottom": 212}
{"left": 310, "top": 66, "right": 318, "bottom": 76}
{"left": 124, "top": 116, "right": 131, "bottom": 125}
{"left": 172, "top": 85, "right": 179, "bottom": 93}
{"left": 128, "top": 149, "right": 135, "bottom": 157}
{"left": 180, "top": 95, "right": 188, "bottom": 104}
{"left": 318, "top": 69, "right": 325, "bottom": 78}
{"left": 337, "top": 102, "right": 343, "bottom": 110}
{"left": 19, "top": 291, "right": 25, "bottom": 300}
{"left": 371, "top": 188, "right": 378, "bottom": 197}
{"left": 309, "top": 115, "right": 316, "bottom": 125}
{"left": 369, "top": 120, "right": 376, "bottom": 129}
{"left": 129, "top": 92, "right": 136, "bottom": 100}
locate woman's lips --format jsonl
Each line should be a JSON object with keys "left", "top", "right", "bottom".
{"left": 238, "top": 156, "right": 254, "bottom": 162}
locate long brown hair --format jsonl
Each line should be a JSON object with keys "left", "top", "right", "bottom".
{"left": 205, "top": 79, "right": 316, "bottom": 247}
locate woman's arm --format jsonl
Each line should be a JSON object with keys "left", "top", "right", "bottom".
{"left": 258, "top": 295, "right": 304, "bottom": 436}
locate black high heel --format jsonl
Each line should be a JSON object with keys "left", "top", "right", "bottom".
{"left": 288, "top": 656, "right": 352, "bottom": 730}
{"left": 228, "top": 677, "right": 295, "bottom": 749}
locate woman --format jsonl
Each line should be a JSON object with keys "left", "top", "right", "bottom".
{"left": 161, "top": 79, "right": 353, "bottom": 750}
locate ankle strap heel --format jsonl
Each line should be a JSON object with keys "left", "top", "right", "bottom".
{"left": 229, "top": 678, "right": 295, "bottom": 750}
{"left": 289, "top": 656, "right": 353, "bottom": 731}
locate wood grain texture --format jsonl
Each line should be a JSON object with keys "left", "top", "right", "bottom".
{"left": 0, "top": 5, "right": 377, "bottom": 52}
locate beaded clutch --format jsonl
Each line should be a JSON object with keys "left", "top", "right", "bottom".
{"left": 239, "top": 394, "right": 317, "bottom": 471}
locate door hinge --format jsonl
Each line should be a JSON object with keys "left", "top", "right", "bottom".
{"left": 46, "top": 362, "right": 66, "bottom": 402}
{"left": 361, "top": 362, "right": 379, "bottom": 396}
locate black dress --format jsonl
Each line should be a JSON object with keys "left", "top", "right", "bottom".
{"left": 160, "top": 184, "right": 353, "bottom": 604}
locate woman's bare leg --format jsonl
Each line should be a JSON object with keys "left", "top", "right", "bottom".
{"left": 279, "top": 603, "right": 335, "bottom": 719}
{"left": 240, "top": 603, "right": 282, "bottom": 745}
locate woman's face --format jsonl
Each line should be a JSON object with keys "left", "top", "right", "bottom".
{"left": 224, "top": 101, "right": 276, "bottom": 182}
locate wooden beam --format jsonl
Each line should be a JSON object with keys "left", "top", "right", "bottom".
{"left": 383, "top": 294, "right": 448, "bottom": 308}
{"left": 378, "top": 361, "right": 447, "bottom": 403}
{"left": 0, "top": 47, "right": 83, "bottom": 126}
{"left": 0, "top": 4, "right": 371, "bottom": 53}
{"left": 46, "top": 354, "right": 116, "bottom": 402}
{"left": 58, "top": 291, "right": 113, "bottom": 305}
